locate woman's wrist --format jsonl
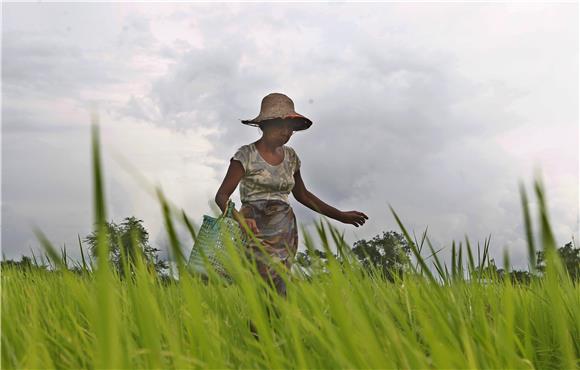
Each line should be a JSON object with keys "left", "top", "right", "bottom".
{"left": 333, "top": 210, "right": 345, "bottom": 222}
{"left": 305, "top": 193, "right": 343, "bottom": 221}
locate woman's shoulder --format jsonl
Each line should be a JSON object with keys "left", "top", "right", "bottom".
{"left": 235, "top": 143, "right": 256, "bottom": 154}
{"left": 284, "top": 145, "right": 299, "bottom": 157}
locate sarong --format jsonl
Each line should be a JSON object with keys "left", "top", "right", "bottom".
{"left": 239, "top": 199, "right": 298, "bottom": 297}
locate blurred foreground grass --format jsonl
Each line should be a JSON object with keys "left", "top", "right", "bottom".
{"left": 1, "top": 120, "right": 578, "bottom": 369}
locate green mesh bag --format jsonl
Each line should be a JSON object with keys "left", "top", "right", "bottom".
{"left": 187, "top": 200, "right": 249, "bottom": 282}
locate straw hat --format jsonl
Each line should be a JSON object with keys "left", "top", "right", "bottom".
{"left": 240, "top": 93, "right": 312, "bottom": 131}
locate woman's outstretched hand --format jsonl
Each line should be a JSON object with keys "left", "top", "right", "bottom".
{"left": 338, "top": 211, "right": 368, "bottom": 227}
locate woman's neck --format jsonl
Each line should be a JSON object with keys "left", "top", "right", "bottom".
{"left": 255, "top": 138, "right": 282, "bottom": 153}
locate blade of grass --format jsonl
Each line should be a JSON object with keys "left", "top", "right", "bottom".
{"left": 389, "top": 205, "right": 437, "bottom": 285}
{"left": 77, "top": 234, "right": 88, "bottom": 273}
{"left": 519, "top": 182, "right": 536, "bottom": 273}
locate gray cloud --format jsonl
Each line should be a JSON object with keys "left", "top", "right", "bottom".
{"left": 2, "top": 3, "right": 577, "bottom": 271}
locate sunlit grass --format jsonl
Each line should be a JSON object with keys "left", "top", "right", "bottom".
{"left": 1, "top": 119, "right": 579, "bottom": 369}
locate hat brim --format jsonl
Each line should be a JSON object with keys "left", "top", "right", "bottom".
{"left": 241, "top": 115, "right": 312, "bottom": 131}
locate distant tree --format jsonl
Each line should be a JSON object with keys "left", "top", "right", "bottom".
{"left": 294, "top": 251, "right": 311, "bottom": 269}
{"left": 536, "top": 240, "right": 579, "bottom": 281}
{"left": 1, "top": 256, "right": 47, "bottom": 272}
{"left": 495, "top": 268, "right": 535, "bottom": 284}
{"left": 471, "top": 258, "right": 499, "bottom": 281}
{"left": 84, "top": 216, "right": 167, "bottom": 278}
{"left": 351, "top": 231, "right": 411, "bottom": 281}
{"left": 473, "top": 255, "right": 536, "bottom": 284}
{"left": 295, "top": 249, "right": 330, "bottom": 266}
{"left": 510, "top": 269, "right": 534, "bottom": 284}
{"left": 294, "top": 249, "right": 332, "bottom": 278}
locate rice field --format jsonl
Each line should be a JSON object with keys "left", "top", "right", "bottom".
{"left": 1, "top": 122, "right": 579, "bottom": 369}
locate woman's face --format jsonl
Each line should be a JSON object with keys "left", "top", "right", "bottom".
{"left": 260, "top": 119, "right": 298, "bottom": 144}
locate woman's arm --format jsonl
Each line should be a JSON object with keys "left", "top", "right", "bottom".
{"left": 215, "top": 160, "right": 244, "bottom": 219}
{"left": 214, "top": 159, "right": 260, "bottom": 233}
{"left": 292, "top": 170, "right": 368, "bottom": 227}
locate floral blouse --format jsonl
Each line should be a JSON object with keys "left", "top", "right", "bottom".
{"left": 231, "top": 142, "right": 301, "bottom": 205}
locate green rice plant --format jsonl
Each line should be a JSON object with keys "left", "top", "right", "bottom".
{"left": 1, "top": 117, "right": 578, "bottom": 369}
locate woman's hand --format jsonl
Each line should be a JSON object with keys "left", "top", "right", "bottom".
{"left": 238, "top": 217, "right": 260, "bottom": 235}
{"left": 338, "top": 211, "right": 368, "bottom": 227}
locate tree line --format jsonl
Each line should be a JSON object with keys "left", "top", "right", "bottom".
{"left": 2, "top": 216, "right": 578, "bottom": 284}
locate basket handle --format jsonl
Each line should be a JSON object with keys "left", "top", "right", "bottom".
{"left": 219, "top": 199, "right": 236, "bottom": 219}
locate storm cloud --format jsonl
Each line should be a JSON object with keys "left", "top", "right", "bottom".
{"left": 2, "top": 3, "right": 578, "bottom": 270}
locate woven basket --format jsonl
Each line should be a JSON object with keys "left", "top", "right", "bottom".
{"left": 187, "top": 200, "right": 248, "bottom": 282}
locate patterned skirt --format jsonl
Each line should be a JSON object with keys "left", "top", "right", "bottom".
{"left": 239, "top": 199, "right": 298, "bottom": 297}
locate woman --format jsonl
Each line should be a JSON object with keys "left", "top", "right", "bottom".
{"left": 214, "top": 92, "right": 368, "bottom": 298}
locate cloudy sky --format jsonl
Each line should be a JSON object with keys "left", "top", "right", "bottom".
{"left": 2, "top": 2, "right": 578, "bottom": 270}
